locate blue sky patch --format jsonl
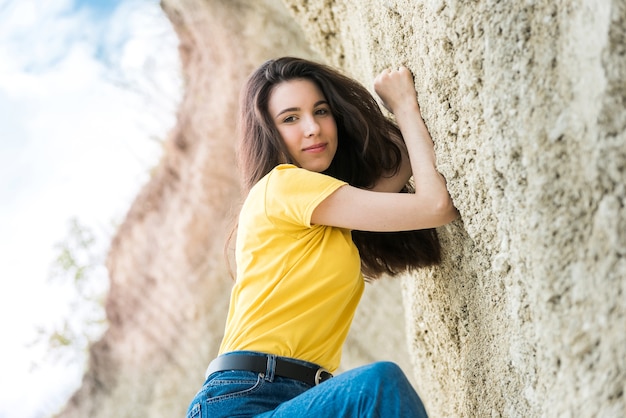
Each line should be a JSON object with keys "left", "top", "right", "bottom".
{"left": 73, "top": 0, "right": 124, "bottom": 16}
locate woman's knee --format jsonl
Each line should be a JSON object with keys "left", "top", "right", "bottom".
{"left": 345, "top": 362, "right": 427, "bottom": 416}
{"left": 367, "top": 361, "right": 406, "bottom": 380}
{"left": 352, "top": 361, "right": 410, "bottom": 389}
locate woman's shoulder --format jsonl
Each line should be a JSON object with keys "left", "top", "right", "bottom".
{"left": 257, "top": 164, "right": 298, "bottom": 181}
{"left": 272, "top": 163, "right": 301, "bottom": 174}
{"left": 276, "top": 163, "right": 297, "bottom": 170}
{"left": 258, "top": 164, "right": 348, "bottom": 227}
{"left": 266, "top": 164, "right": 345, "bottom": 191}
{"left": 252, "top": 164, "right": 298, "bottom": 190}
{"left": 270, "top": 164, "right": 336, "bottom": 179}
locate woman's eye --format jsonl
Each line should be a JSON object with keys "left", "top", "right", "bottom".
{"left": 315, "top": 108, "right": 329, "bottom": 115}
{"left": 283, "top": 115, "right": 297, "bottom": 123}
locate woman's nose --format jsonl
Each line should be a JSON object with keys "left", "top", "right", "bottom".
{"left": 304, "top": 117, "right": 320, "bottom": 137}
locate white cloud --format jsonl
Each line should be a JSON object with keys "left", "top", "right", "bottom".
{"left": 0, "top": 0, "right": 181, "bottom": 416}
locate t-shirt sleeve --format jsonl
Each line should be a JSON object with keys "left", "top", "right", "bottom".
{"left": 264, "top": 164, "right": 347, "bottom": 228}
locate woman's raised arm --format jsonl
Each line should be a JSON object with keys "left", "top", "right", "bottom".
{"left": 311, "top": 66, "right": 459, "bottom": 232}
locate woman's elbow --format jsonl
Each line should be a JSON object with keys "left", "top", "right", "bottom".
{"left": 434, "top": 195, "right": 459, "bottom": 225}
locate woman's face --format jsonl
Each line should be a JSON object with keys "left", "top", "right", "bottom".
{"left": 268, "top": 78, "right": 338, "bottom": 173}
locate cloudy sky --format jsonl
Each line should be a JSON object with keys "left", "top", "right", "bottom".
{"left": 0, "top": 0, "right": 181, "bottom": 416}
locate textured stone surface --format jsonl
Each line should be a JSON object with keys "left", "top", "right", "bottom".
{"left": 58, "top": 0, "right": 626, "bottom": 417}
{"left": 282, "top": 0, "right": 625, "bottom": 416}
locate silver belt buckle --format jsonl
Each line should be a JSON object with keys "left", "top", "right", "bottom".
{"left": 314, "top": 367, "right": 331, "bottom": 385}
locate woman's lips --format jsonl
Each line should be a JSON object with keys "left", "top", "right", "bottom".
{"left": 303, "top": 143, "right": 327, "bottom": 153}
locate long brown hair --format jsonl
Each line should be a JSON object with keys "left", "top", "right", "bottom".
{"left": 237, "top": 57, "right": 441, "bottom": 280}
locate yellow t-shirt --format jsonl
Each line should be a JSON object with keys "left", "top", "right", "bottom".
{"left": 219, "top": 164, "right": 364, "bottom": 372}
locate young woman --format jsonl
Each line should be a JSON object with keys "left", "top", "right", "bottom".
{"left": 186, "top": 57, "right": 458, "bottom": 418}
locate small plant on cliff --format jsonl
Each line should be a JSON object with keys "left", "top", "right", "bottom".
{"left": 32, "top": 217, "right": 110, "bottom": 367}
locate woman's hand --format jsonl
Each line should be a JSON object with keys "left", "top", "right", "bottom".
{"left": 374, "top": 66, "right": 421, "bottom": 116}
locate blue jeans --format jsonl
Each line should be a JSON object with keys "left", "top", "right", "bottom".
{"left": 187, "top": 351, "right": 428, "bottom": 418}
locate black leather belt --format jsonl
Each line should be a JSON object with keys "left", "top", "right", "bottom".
{"left": 206, "top": 353, "right": 333, "bottom": 386}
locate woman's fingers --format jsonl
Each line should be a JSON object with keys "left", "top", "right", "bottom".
{"left": 374, "top": 66, "right": 418, "bottom": 114}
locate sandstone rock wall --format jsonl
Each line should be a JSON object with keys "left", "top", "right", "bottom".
{"left": 283, "top": 0, "right": 626, "bottom": 416}
{"left": 59, "top": 1, "right": 625, "bottom": 417}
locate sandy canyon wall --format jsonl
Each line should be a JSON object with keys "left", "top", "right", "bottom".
{"left": 59, "top": 0, "right": 625, "bottom": 417}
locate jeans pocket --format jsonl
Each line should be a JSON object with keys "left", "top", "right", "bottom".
{"left": 187, "top": 371, "right": 266, "bottom": 418}
{"left": 186, "top": 401, "right": 201, "bottom": 418}
{"left": 205, "top": 371, "right": 265, "bottom": 404}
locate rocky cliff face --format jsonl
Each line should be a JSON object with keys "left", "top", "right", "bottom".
{"left": 59, "top": 1, "right": 625, "bottom": 417}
